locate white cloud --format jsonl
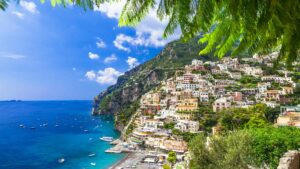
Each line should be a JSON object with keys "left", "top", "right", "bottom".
{"left": 113, "top": 34, "right": 133, "bottom": 52}
{"left": 126, "top": 56, "right": 140, "bottom": 69}
{"left": 97, "top": 0, "right": 180, "bottom": 51}
{"left": 96, "top": 38, "right": 106, "bottom": 48}
{"left": 11, "top": 11, "right": 24, "bottom": 19}
{"left": 104, "top": 54, "right": 117, "bottom": 63}
{"left": 85, "top": 70, "right": 96, "bottom": 80}
{"left": 88, "top": 52, "right": 99, "bottom": 60}
{"left": 0, "top": 53, "right": 27, "bottom": 59}
{"left": 85, "top": 67, "right": 123, "bottom": 85}
{"left": 20, "top": 1, "right": 39, "bottom": 14}
{"left": 94, "top": 1, "right": 125, "bottom": 19}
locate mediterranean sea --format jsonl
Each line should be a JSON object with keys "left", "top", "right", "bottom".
{"left": 0, "top": 100, "right": 124, "bottom": 169}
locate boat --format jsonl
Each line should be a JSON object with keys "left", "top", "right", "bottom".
{"left": 30, "top": 127, "right": 36, "bottom": 130}
{"left": 100, "top": 137, "right": 113, "bottom": 142}
{"left": 88, "top": 153, "right": 96, "bottom": 157}
{"left": 19, "top": 124, "right": 25, "bottom": 128}
{"left": 84, "top": 129, "right": 88, "bottom": 132}
{"left": 58, "top": 158, "right": 65, "bottom": 163}
{"left": 90, "top": 162, "right": 96, "bottom": 166}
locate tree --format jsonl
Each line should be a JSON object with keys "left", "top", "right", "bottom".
{"left": 167, "top": 151, "right": 177, "bottom": 165}
{"left": 2, "top": 0, "right": 300, "bottom": 67}
{"left": 189, "top": 132, "right": 253, "bottom": 169}
{"left": 189, "top": 127, "right": 300, "bottom": 169}
{"left": 162, "top": 164, "right": 171, "bottom": 169}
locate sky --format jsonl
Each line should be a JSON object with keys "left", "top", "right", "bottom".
{"left": 0, "top": 0, "right": 179, "bottom": 100}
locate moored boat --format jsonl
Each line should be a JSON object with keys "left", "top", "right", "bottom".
{"left": 58, "top": 158, "right": 65, "bottom": 163}
{"left": 99, "top": 136, "right": 113, "bottom": 142}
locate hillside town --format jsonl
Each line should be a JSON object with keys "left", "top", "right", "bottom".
{"left": 108, "top": 52, "right": 300, "bottom": 169}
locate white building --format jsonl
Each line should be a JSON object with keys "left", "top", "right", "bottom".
{"left": 213, "top": 97, "right": 232, "bottom": 112}
{"left": 175, "top": 120, "right": 200, "bottom": 133}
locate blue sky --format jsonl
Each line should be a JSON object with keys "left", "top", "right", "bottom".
{"left": 0, "top": 0, "right": 179, "bottom": 100}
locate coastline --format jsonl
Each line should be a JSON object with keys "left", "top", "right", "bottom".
{"left": 109, "top": 153, "right": 131, "bottom": 169}
{"left": 108, "top": 152, "right": 148, "bottom": 169}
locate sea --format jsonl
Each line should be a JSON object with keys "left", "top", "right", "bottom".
{"left": 0, "top": 101, "right": 124, "bottom": 169}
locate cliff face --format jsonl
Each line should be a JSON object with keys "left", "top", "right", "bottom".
{"left": 92, "top": 37, "right": 215, "bottom": 131}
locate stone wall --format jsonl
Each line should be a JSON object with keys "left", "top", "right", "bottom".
{"left": 277, "top": 150, "right": 300, "bottom": 169}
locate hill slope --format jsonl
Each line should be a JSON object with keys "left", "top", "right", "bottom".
{"left": 92, "top": 37, "right": 216, "bottom": 131}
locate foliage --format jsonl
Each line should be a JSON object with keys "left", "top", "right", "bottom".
{"left": 189, "top": 127, "right": 300, "bottom": 169}
{"left": 189, "top": 132, "right": 253, "bottom": 169}
{"left": 212, "top": 73, "right": 229, "bottom": 80}
{"left": 191, "top": 70, "right": 207, "bottom": 75}
{"left": 248, "top": 127, "right": 300, "bottom": 168}
{"left": 167, "top": 151, "right": 177, "bottom": 164}
{"left": 219, "top": 104, "right": 271, "bottom": 131}
{"left": 162, "top": 164, "right": 171, "bottom": 169}
{"left": 239, "top": 75, "right": 260, "bottom": 85}
{"left": 264, "top": 106, "right": 280, "bottom": 123}
{"left": 224, "top": 84, "right": 242, "bottom": 92}
{"left": 269, "top": 82, "right": 282, "bottom": 90}
{"left": 118, "top": 0, "right": 300, "bottom": 67}
{"left": 172, "top": 129, "right": 197, "bottom": 142}
{"left": 194, "top": 106, "right": 218, "bottom": 132}
{"left": 163, "top": 122, "right": 175, "bottom": 129}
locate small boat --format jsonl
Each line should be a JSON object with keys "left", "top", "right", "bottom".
{"left": 100, "top": 137, "right": 113, "bottom": 142}
{"left": 58, "top": 158, "right": 65, "bottom": 163}
{"left": 30, "top": 127, "right": 36, "bottom": 130}
{"left": 42, "top": 123, "right": 48, "bottom": 127}
{"left": 90, "top": 162, "right": 96, "bottom": 166}
{"left": 55, "top": 124, "right": 59, "bottom": 127}
{"left": 84, "top": 130, "right": 88, "bottom": 132}
{"left": 88, "top": 153, "right": 96, "bottom": 157}
{"left": 19, "top": 124, "right": 25, "bottom": 128}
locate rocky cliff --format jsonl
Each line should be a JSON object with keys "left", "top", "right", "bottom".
{"left": 92, "top": 37, "right": 215, "bottom": 131}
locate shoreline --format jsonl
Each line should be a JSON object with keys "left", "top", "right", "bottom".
{"left": 109, "top": 153, "right": 131, "bottom": 169}
{"left": 108, "top": 152, "right": 150, "bottom": 169}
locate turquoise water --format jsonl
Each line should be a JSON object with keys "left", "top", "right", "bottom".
{"left": 0, "top": 101, "right": 124, "bottom": 169}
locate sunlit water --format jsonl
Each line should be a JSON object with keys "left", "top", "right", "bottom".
{"left": 0, "top": 101, "right": 124, "bottom": 169}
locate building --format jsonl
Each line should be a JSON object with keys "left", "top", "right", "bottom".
{"left": 175, "top": 120, "right": 199, "bottom": 133}
{"left": 173, "top": 112, "right": 193, "bottom": 121}
{"left": 276, "top": 105, "right": 300, "bottom": 127}
{"left": 176, "top": 98, "right": 198, "bottom": 112}
{"left": 213, "top": 97, "right": 232, "bottom": 112}
{"left": 281, "top": 87, "right": 294, "bottom": 95}
{"left": 257, "top": 82, "right": 271, "bottom": 94}
{"left": 264, "top": 90, "right": 280, "bottom": 102}
{"left": 229, "top": 72, "right": 242, "bottom": 79}
{"left": 231, "top": 92, "right": 243, "bottom": 101}
{"left": 244, "top": 67, "right": 263, "bottom": 77}
{"left": 145, "top": 137, "right": 188, "bottom": 153}
{"left": 144, "top": 119, "right": 164, "bottom": 129}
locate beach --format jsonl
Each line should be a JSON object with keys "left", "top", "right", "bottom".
{"left": 109, "top": 152, "right": 161, "bottom": 169}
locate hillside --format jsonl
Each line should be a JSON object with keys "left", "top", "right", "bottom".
{"left": 92, "top": 37, "right": 216, "bottom": 131}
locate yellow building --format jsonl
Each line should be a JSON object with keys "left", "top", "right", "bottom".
{"left": 176, "top": 98, "right": 198, "bottom": 112}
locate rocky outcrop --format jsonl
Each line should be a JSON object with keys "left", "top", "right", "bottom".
{"left": 277, "top": 150, "right": 300, "bottom": 169}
